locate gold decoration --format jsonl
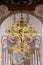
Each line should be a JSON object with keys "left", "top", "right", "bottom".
{"left": 5, "top": 18, "right": 38, "bottom": 65}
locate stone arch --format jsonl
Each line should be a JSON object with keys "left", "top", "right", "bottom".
{"left": 0, "top": 10, "right": 42, "bottom": 25}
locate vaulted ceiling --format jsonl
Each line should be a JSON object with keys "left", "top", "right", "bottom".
{"left": 0, "top": 0, "right": 43, "bottom": 24}
{"left": 0, "top": 0, "right": 43, "bottom": 10}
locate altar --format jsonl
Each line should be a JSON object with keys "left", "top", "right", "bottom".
{"left": 0, "top": 13, "right": 42, "bottom": 65}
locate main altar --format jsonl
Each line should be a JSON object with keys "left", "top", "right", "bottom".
{"left": 1, "top": 16, "right": 41, "bottom": 65}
